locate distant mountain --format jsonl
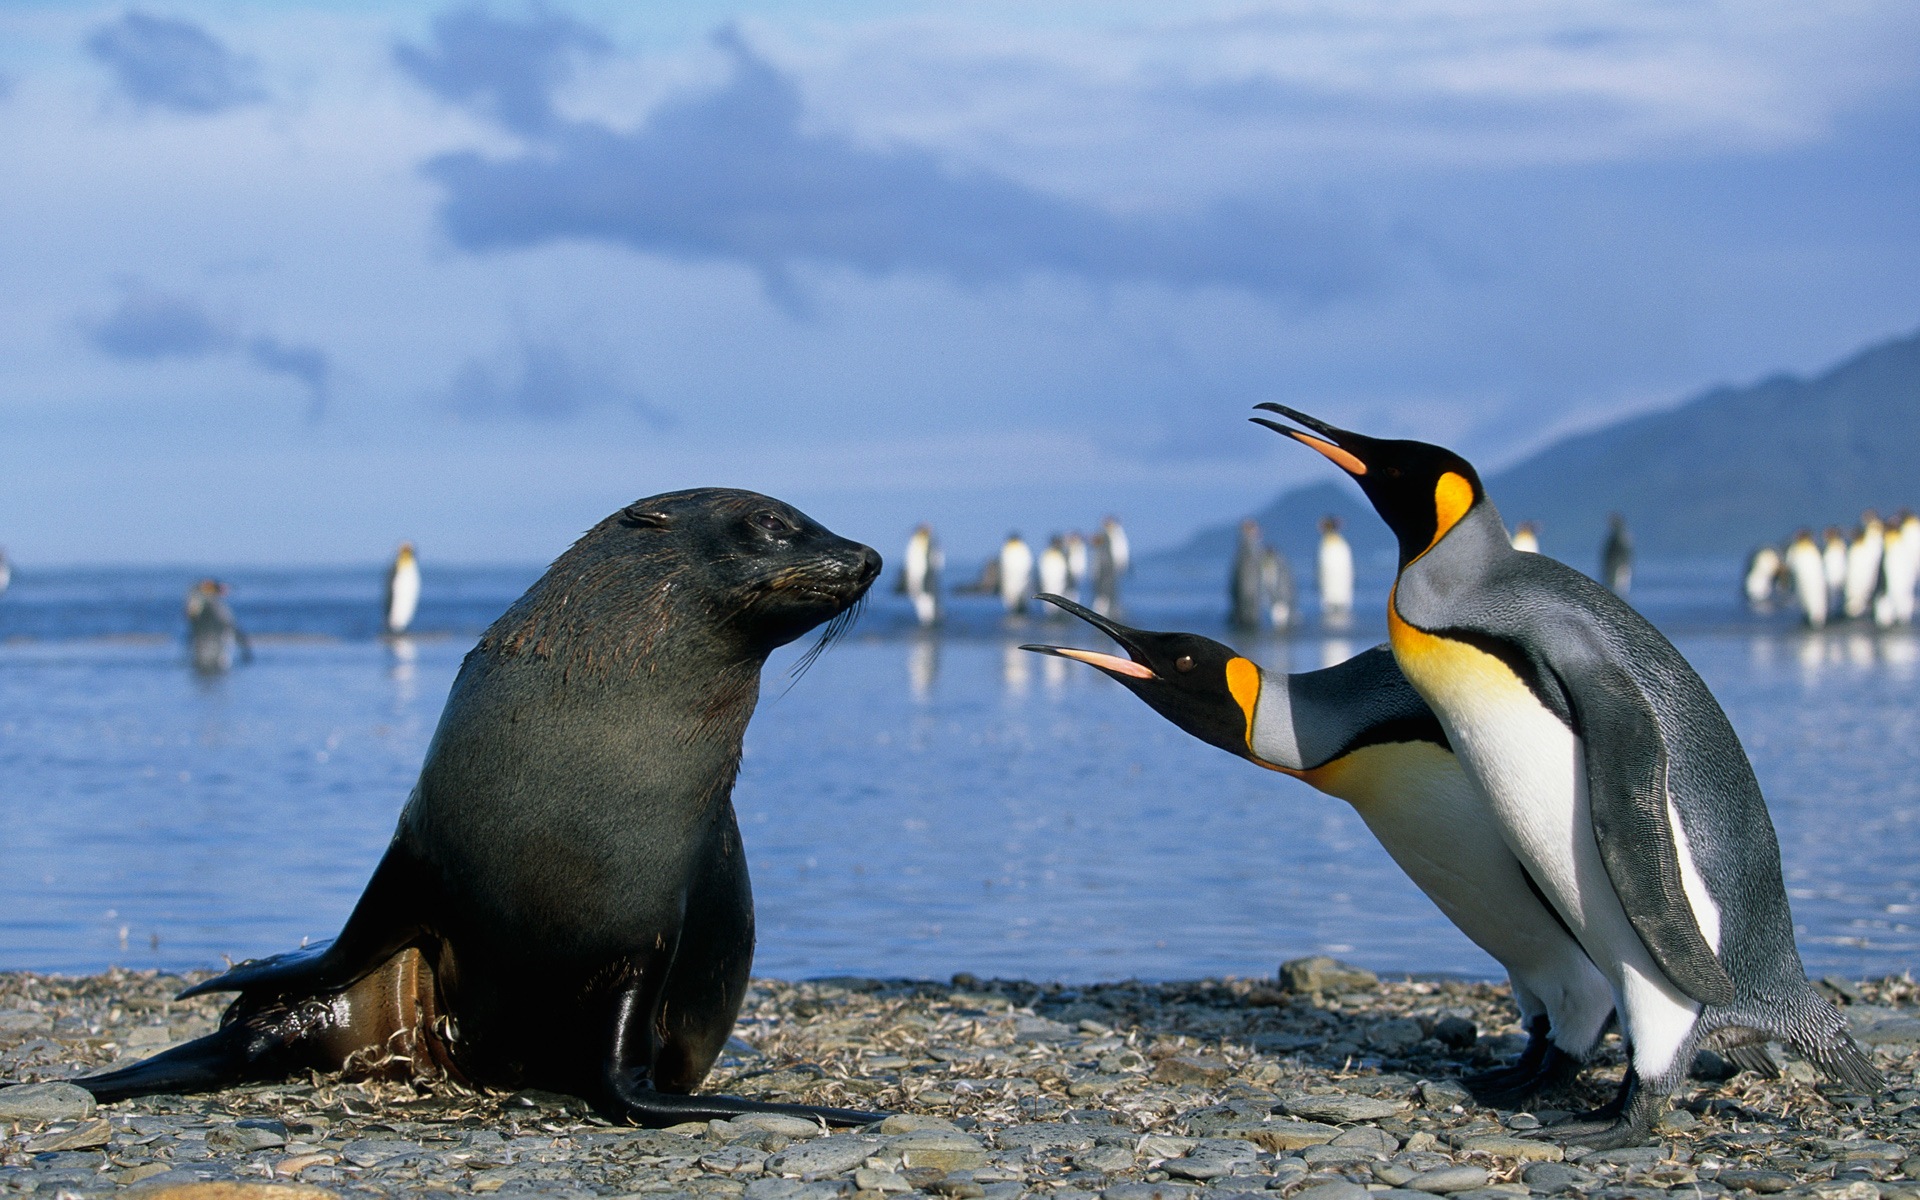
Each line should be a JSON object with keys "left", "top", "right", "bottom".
{"left": 1163, "top": 326, "right": 1920, "bottom": 570}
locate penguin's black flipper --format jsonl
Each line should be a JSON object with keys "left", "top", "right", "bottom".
{"left": 1564, "top": 658, "right": 1736, "bottom": 1007}
{"left": 179, "top": 842, "right": 430, "bottom": 1001}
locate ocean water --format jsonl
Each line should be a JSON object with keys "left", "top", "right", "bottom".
{"left": 0, "top": 560, "right": 1915, "bottom": 984}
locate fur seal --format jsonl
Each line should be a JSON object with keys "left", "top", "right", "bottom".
{"left": 77, "top": 489, "right": 883, "bottom": 1126}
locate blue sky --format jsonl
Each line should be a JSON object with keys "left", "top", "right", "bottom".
{"left": 3, "top": 1, "right": 1918, "bottom": 565}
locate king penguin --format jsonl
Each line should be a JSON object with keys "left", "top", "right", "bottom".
{"left": 1024, "top": 595, "right": 1614, "bottom": 1104}
{"left": 1511, "top": 522, "right": 1540, "bottom": 554}
{"left": 1253, "top": 403, "right": 1879, "bottom": 1147}
{"left": 998, "top": 533, "right": 1035, "bottom": 615}
{"left": 1317, "top": 516, "right": 1354, "bottom": 626}
{"left": 1039, "top": 536, "right": 1072, "bottom": 603}
{"left": 1742, "top": 546, "right": 1782, "bottom": 612}
{"left": 903, "top": 524, "right": 943, "bottom": 627}
{"left": 385, "top": 542, "right": 421, "bottom": 636}
{"left": 1784, "top": 531, "right": 1829, "bottom": 629}
{"left": 1230, "top": 520, "right": 1267, "bottom": 631}
{"left": 1843, "top": 513, "right": 1884, "bottom": 620}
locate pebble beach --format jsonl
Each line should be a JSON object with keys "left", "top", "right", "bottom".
{"left": 3, "top": 961, "right": 1917, "bottom": 1200}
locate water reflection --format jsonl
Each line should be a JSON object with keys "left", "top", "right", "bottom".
{"left": 1042, "top": 651, "right": 1069, "bottom": 693}
{"left": 1002, "top": 642, "right": 1030, "bottom": 696}
{"left": 907, "top": 635, "right": 938, "bottom": 701}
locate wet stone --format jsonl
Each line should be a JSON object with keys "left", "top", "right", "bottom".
{"left": 0, "top": 1080, "right": 97, "bottom": 1121}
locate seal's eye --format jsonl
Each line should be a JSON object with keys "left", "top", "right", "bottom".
{"left": 751, "top": 512, "right": 794, "bottom": 535}
{"left": 1175, "top": 655, "right": 1194, "bottom": 673}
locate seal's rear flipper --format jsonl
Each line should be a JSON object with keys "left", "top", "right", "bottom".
{"left": 608, "top": 1074, "right": 881, "bottom": 1128}
{"left": 74, "top": 1020, "right": 287, "bottom": 1103}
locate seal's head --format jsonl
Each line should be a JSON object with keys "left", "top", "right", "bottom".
{"left": 485, "top": 488, "right": 881, "bottom": 670}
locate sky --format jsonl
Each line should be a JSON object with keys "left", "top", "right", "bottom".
{"left": 2, "top": 1, "right": 1918, "bottom": 566}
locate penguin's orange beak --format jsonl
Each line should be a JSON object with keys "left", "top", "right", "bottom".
{"left": 1250, "top": 404, "right": 1369, "bottom": 476}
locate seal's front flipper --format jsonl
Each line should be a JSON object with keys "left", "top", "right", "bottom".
{"left": 606, "top": 1073, "right": 882, "bottom": 1128}
{"left": 180, "top": 843, "right": 430, "bottom": 1001}
{"left": 75, "top": 1017, "right": 289, "bottom": 1103}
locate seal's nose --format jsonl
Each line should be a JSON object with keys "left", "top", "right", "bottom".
{"left": 853, "top": 546, "right": 883, "bottom": 585}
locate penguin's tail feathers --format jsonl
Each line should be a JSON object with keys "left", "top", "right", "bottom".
{"left": 73, "top": 1015, "right": 287, "bottom": 1104}
{"left": 1796, "top": 1031, "right": 1883, "bottom": 1094}
{"left": 1718, "top": 1042, "right": 1779, "bottom": 1079}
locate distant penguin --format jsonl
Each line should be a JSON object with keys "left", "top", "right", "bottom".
{"left": 0, "top": 547, "right": 10, "bottom": 596}
{"left": 384, "top": 542, "right": 421, "bottom": 635}
{"left": 1229, "top": 519, "right": 1266, "bottom": 630}
{"left": 1822, "top": 527, "right": 1849, "bottom": 608}
{"left": 1026, "top": 597, "right": 1614, "bottom": 1105}
{"left": 903, "top": 524, "right": 943, "bottom": 627}
{"left": 1262, "top": 547, "right": 1295, "bottom": 630}
{"left": 1102, "top": 516, "right": 1130, "bottom": 578}
{"left": 1258, "top": 403, "right": 1879, "bottom": 1148}
{"left": 1843, "top": 512, "right": 1884, "bottom": 620}
{"left": 1090, "top": 531, "right": 1120, "bottom": 616}
{"left": 1784, "top": 531, "right": 1829, "bottom": 629}
{"left": 998, "top": 534, "right": 1034, "bottom": 615}
{"left": 1063, "top": 531, "right": 1090, "bottom": 600}
{"left": 1511, "top": 522, "right": 1540, "bottom": 554}
{"left": 1601, "top": 513, "right": 1633, "bottom": 597}
{"left": 1743, "top": 546, "right": 1782, "bottom": 611}
{"left": 1038, "top": 537, "right": 1071, "bottom": 603}
{"left": 1316, "top": 515, "right": 1354, "bottom": 625}
{"left": 1888, "top": 512, "right": 1920, "bottom": 626}
{"left": 1873, "top": 513, "right": 1918, "bottom": 628}
{"left": 185, "top": 579, "right": 250, "bottom": 673}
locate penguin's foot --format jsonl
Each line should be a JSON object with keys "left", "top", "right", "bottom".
{"left": 1539, "top": 1072, "right": 1665, "bottom": 1149}
{"left": 606, "top": 1074, "right": 883, "bottom": 1128}
{"left": 1464, "top": 1045, "right": 1581, "bottom": 1109}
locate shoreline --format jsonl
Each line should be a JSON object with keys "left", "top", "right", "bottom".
{"left": 4, "top": 964, "right": 1917, "bottom": 1199}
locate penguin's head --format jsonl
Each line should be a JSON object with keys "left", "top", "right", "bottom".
{"left": 1020, "top": 594, "right": 1262, "bottom": 760}
{"left": 1252, "top": 404, "right": 1485, "bottom": 568}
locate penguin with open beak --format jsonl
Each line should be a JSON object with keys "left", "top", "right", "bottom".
{"left": 1251, "top": 403, "right": 1878, "bottom": 1147}
{"left": 1023, "top": 594, "right": 1614, "bottom": 1106}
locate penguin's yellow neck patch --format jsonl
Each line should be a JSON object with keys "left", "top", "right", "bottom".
{"left": 1430, "top": 472, "right": 1474, "bottom": 551}
{"left": 1225, "top": 656, "right": 1261, "bottom": 746}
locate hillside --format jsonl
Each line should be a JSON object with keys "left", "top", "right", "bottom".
{"left": 1164, "top": 326, "right": 1920, "bottom": 567}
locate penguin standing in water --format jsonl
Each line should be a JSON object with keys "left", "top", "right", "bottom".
{"left": 1063, "top": 531, "right": 1090, "bottom": 602}
{"left": 1600, "top": 514, "right": 1633, "bottom": 597}
{"left": 0, "top": 547, "right": 11, "bottom": 596}
{"left": 1038, "top": 536, "right": 1072, "bottom": 604}
{"left": 1102, "top": 516, "right": 1130, "bottom": 579}
{"left": 385, "top": 542, "right": 421, "bottom": 635}
{"left": 998, "top": 533, "right": 1035, "bottom": 615}
{"left": 1510, "top": 522, "right": 1541, "bottom": 554}
{"left": 185, "top": 579, "right": 251, "bottom": 673}
{"left": 1822, "top": 527, "right": 1849, "bottom": 611}
{"left": 1255, "top": 404, "right": 1878, "bottom": 1147}
{"left": 1843, "top": 512, "right": 1884, "bottom": 620}
{"left": 1263, "top": 547, "right": 1295, "bottom": 631}
{"left": 1090, "top": 530, "right": 1120, "bottom": 616}
{"left": 1743, "top": 546, "right": 1782, "bottom": 611}
{"left": 1229, "top": 519, "right": 1266, "bottom": 630}
{"left": 1023, "top": 596, "right": 1614, "bottom": 1104}
{"left": 1873, "top": 512, "right": 1916, "bottom": 628}
{"left": 1784, "top": 531, "right": 1829, "bottom": 629}
{"left": 902, "top": 524, "right": 943, "bottom": 627}
{"left": 1317, "top": 516, "right": 1354, "bottom": 626}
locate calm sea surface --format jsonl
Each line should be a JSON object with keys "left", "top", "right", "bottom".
{"left": 1, "top": 560, "right": 1915, "bottom": 983}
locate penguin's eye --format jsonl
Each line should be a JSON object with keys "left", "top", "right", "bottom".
{"left": 1175, "top": 655, "right": 1195, "bottom": 673}
{"left": 751, "top": 512, "right": 795, "bottom": 535}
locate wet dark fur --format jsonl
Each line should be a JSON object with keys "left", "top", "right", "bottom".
{"left": 74, "top": 489, "right": 883, "bottom": 1126}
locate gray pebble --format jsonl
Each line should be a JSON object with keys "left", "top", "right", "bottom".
{"left": 1330, "top": 1126, "right": 1398, "bottom": 1154}
{"left": 1104, "top": 1184, "right": 1199, "bottom": 1200}
{"left": 765, "top": 1134, "right": 880, "bottom": 1177}
{"left": 703, "top": 1144, "right": 772, "bottom": 1175}
{"left": 1077, "top": 1145, "right": 1138, "bottom": 1174}
{"left": 1281, "top": 1094, "right": 1405, "bottom": 1123}
{"left": 746, "top": 1179, "right": 852, "bottom": 1200}
{"left": 1523, "top": 1163, "right": 1598, "bottom": 1193}
{"left": 1405, "top": 1165, "right": 1490, "bottom": 1193}
{"left": 1417, "top": 1080, "right": 1472, "bottom": 1109}
{"left": 1290, "top": 1182, "right": 1371, "bottom": 1200}
{"left": 0, "top": 1081, "right": 96, "bottom": 1121}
